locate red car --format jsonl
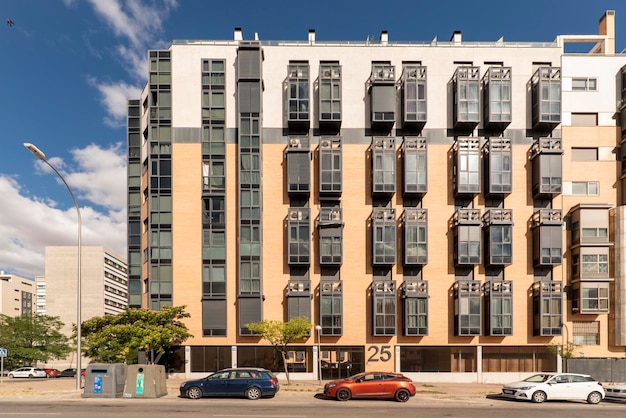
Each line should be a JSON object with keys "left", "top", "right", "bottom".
{"left": 43, "top": 368, "right": 62, "bottom": 378}
{"left": 323, "top": 371, "right": 416, "bottom": 402}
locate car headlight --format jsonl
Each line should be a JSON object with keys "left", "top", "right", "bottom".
{"left": 326, "top": 383, "right": 337, "bottom": 389}
{"left": 517, "top": 386, "right": 532, "bottom": 391}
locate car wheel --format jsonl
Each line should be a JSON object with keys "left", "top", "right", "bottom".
{"left": 587, "top": 391, "right": 602, "bottom": 404}
{"left": 245, "top": 386, "right": 262, "bottom": 400}
{"left": 336, "top": 388, "right": 351, "bottom": 401}
{"left": 28, "top": 374, "right": 34, "bottom": 379}
{"left": 8, "top": 374, "right": 13, "bottom": 379}
{"left": 395, "top": 388, "right": 410, "bottom": 403}
{"left": 186, "top": 386, "right": 203, "bottom": 400}
{"left": 531, "top": 390, "right": 547, "bottom": 403}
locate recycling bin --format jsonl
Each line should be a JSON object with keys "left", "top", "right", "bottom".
{"left": 82, "top": 363, "right": 127, "bottom": 398}
{"left": 123, "top": 364, "right": 167, "bottom": 398}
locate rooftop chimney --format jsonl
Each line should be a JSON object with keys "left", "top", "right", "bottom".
{"left": 598, "top": 10, "right": 615, "bottom": 54}
{"left": 308, "top": 29, "right": 315, "bottom": 44}
{"left": 234, "top": 27, "right": 243, "bottom": 41}
{"left": 380, "top": 30, "right": 388, "bottom": 46}
{"left": 450, "top": 30, "right": 462, "bottom": 44}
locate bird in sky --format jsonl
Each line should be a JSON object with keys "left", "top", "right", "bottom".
{"left": 6, "top": 19, "right": 15, "bottom": 26}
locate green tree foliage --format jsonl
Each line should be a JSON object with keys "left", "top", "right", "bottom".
{"left": 80, "top": 306, "right": 193, "bottom": 364}
{"left": 245, "top": 316, "right": 311, "bottom": 384}
{"left": 0, "top": 314, "right": 72, "bottom": 368}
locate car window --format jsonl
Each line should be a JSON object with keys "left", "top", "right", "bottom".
{"left": 553, "top": 375, "right": 570, "bottom": 384}
{"left": 571, "top": 375, "right": 593, "bottom": 383}
{"left": 209, "top": 371, "right": 230, "bottom": 380}
{"left": 236, "top": 371, "right": 251, "bottom": 378}
{"left": 523, "top": 374, "right": 552, "bottom": 382}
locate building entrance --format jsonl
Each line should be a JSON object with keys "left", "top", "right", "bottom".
{"left": 320, "top": 347, "right": 364, "bottom": 380}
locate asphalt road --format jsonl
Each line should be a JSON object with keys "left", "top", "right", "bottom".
{"left": 1, "top": 393, "right": 626, "bottom": 418}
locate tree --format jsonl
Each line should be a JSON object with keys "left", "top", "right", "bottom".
{"left": 245, "top": 316, "right": 311, "bottom": 384}
{"left": 0, "top": 314, "right": 72, "bottom": 368}
{"left": 80, "top": 306, "right": 193, "bottom": 364}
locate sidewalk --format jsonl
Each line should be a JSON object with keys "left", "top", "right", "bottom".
{"left": 0, "top": 377, "right": 503, "bottom": 400}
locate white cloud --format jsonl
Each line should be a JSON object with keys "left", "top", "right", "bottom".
{"left": 88, "top": 77, "right": 142, "bottom": 127}
{"left": 77, "top": 0, "right": 178, "bottom": 126}
{"left": 0, "top": 144, "right": 127, "bottom": 279}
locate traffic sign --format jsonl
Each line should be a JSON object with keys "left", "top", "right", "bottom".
{"left": 0, "top": 348, "right": 6, "bottom": 357}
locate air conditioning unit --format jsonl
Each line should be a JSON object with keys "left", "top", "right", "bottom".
{"left": 289, "top": 211, "right": 301, "bottom": 221}
{"left": 329, "top": 210, "right": 340, "bottom": 221}
{"left": 323, "top": 69, "right": 332, "bottom": 78}
{"left": 289, "top": 138, "right": 301, "bottom": 148}
{"left": 374, "top": 139, "right": 384, "bottom": 148}
{"left": 321, "top": 139, "right": 331, "bottom": 148}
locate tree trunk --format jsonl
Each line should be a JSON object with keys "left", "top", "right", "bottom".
{"left": 281, "top": 351, "right": 291, "bottom": 385}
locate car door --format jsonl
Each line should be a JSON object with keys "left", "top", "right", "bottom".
{"left": 353, "top": 373, "right": 385, "bottom": 397}
{"left": 227, "top": 370, "right": 252, "bottom": 395}
{"left": 546, "top": 374, "right": 572, "bottom": 400}
{"left": 201, "top": 371, "right": 231, "bottom": 396}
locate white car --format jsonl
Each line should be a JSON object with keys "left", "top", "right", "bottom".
{"left": 502, "top": 373, "right": 605, "bottom": 404}
{"left": 604, "top": 382, "right": 626, "bottom": 400}
{"left": 8, "top": 367, "right": 47, "bottom": 379}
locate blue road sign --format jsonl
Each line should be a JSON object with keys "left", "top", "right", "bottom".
{"left": 0, "top": 348, "right": 6, "bottom": 357}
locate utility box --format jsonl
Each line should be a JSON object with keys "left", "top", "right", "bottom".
{"left": 123, "top": 364, "right": 167, "bottom": 398}
{"left": 82, "top": 363, "right": 127, "bottom": 398}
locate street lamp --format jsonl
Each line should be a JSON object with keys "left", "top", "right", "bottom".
{"left": 24, "top": 143, "right": 82, "bottom": 391}
{"left": 315, "top": 325, "right": 322, "bottom": 385}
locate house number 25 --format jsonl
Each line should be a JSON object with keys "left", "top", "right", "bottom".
{"left": 367, "top": 345, "right": 392, "bottom": 362}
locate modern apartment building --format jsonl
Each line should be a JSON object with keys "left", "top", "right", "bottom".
{"left": 127, "top": 11, "right": 626, "bottom": 382}
{"left": 0, "top": 272, "right": 34, "bottom": 316}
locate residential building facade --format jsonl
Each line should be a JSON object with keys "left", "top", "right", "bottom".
{"left": 39, "top": 246, "right": 128, "bottom": 367}
{"left": 0, "top": 272, "right": 35, "bottom": 316}
{"left": 127, "top": 11, "right": 626, "bottom": 382}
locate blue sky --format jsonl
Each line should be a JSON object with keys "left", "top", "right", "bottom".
{"left": 1, "top": 0, "right": 625, "bottom": 279}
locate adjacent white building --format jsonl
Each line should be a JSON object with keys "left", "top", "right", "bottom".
{"left": 0, "top": 272, "right": 35, "bottom": 316}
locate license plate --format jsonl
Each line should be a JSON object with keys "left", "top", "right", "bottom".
{"left": 503, "top": 389, "right": 515, "bottom": 395}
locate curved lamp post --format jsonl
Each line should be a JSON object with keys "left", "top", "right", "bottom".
{"left": 24, "top": 143, "right": 82, "bottom": 391}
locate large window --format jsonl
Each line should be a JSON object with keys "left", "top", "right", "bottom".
{"left": 319, "top": 62, "right": 341, "bottom": 124}
{"left": 320, "top": 280, "right": 342, "bottom": 335}
{"left": 288, "top": 62, "right": 309, "bottom": 122}
{"left": 454, "top": 280, "right": 481, "bottom": 336}
{"left": 400, "top": 346, "right": 477, "bottom": 372}
{"left": 404, "top": 208, "right": 427, "bottom": 265}
{"left": 319, "top": 137, "right": 342, "bottom": 194}
{"left": 455, "top": 138, "right": 480, "bottom": 194}
{"left": 572, "top": 77, "right": 597, "bottom": 91}
{"left": 481, "top": 346, "right": 557, "bottom": 373}
{"left": 372, "top": 209, "right": 396, "bottom": 265}
{"left": 190, "top": 346, "right": 232, "bottom": 372}
{"left": 372, "top": 280, "right": 396, "bottom": 336}
{"left": 287, "top": 208, "right": 310, "bottom": 264}
{"left": 454, "top": 66, "right": 480, "bottom": 125}
{"left": 403, "top": 137, "right": 427, "bottom": 194}
{"left": 372, "top": 137, "right": 396, "bottom": 193}
{"left": 572, "top": 321, "right": 600, "bottom": 345}
{"left": 532, "top": 281, "right": 562, "bottom": 336}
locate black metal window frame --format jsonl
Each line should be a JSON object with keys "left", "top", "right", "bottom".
{"left": 484, "top": 280, "right": 513, "bottom": 336}
{"left": 403, "top": 280, "right": 428, "bottom": 336}
{"left": 372, "top": 208, "right": 397, "bottom": 265}
{"left": 288, "top": 62, "right": 310, "bottom": 122}
{"left": 372, "top": 137, "right": 396, "bottom": 193}
{"left": 287, "top": 208, "right": 311, "bottom": 265}
{"left": 372, "top": 280, "right": 397, "bottom": 336}
{"left": 403, "top": 209, "right": 427, "bottom": 265}
{"left": 454, "top": 280, "right": 482, "bottom": 336}
{"left": 320, "top": 279, "right": 342, "bottom": 335}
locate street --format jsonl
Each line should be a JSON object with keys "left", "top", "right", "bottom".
{"left": 0, "top": 392, "right": 625, "bottom": 418}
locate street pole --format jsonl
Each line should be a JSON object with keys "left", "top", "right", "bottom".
{"left": 24, "top": 143, "right": 82, "bottom": 391}
{"left": 315, "top": 325, "right": 322, "bottom": 385}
